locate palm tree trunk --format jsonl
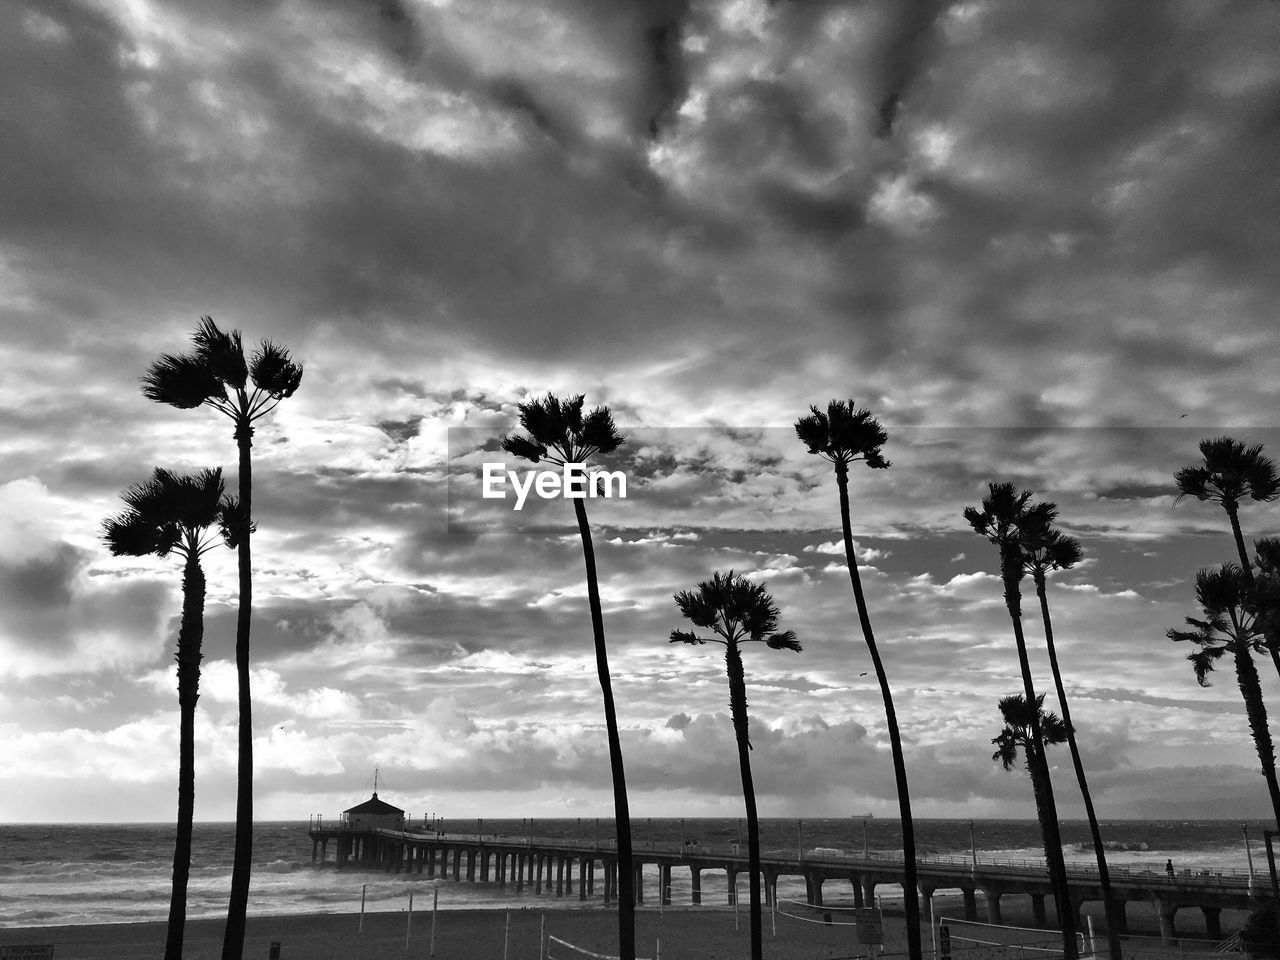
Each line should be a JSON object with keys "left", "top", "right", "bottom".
{"left": 222, "top": 423, "right": 254, "bottom": 960}
{"left": 572, "top": 497, "right": 635, "bottom": 960}
{"left": 726, "top": 644, "right": 763, "bottom": 960}
{"left": 1231, "top": 635, "right": 1280, "bottom": 830}
{"left": 167, "top": 552, "right": 205, "bottom": 960}
{"left": 1000, "top": 549, "right": 1078, "bottom": 959}
{"left": 835, "top": 466, "right": 923, "bottom": 960}
{"left": 1034, "top": 574, "right": 1123, "bottom": 960}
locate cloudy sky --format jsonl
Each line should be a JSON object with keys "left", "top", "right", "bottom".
{"left": 4, "top": 0, "right": 1280, "bottom": 825}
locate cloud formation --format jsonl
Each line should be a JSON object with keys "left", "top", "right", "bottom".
{"left": 3, "top": 0, "right": 1280, "bottom": 821}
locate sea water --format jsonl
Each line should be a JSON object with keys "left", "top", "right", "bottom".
{"left": 0, "top": 819, "right": 1268, "bottom": 928}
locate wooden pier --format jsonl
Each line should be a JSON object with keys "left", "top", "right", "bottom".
{"left": 306, "top": 823, "right": 1272, "bottom": 942}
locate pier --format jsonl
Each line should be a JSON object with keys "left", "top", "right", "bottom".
{"left": 306, "top": 822, "right": 1273, "bottom": 942}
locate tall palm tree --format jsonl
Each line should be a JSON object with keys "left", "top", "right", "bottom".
{"left": 501, "top": 393, "right": 635, "bottom": 959}
{"left": 142, "top": 317, "right": 302, "bottom": 960}
{"left": 1019, "top": 518, "right": 1123, "bottom": 960}
{"left": 1167, "top": 564, "right": 1280, "bottom": 828}
{"left": 670, "top": 571, "right": 801, "bottom": 960}
{"left": 103, "top": 467, "right": 244, "bottom": 960}
{"left": 965, "top": 483, "right": 1077, "bottom": 959}
{"left": 794, "top": 399, "right": 924, "bottom": 960}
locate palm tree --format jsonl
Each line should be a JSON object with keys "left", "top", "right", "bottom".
{"left": 1167, "top": 564, "right": 1280, "bottom": 827}
{"left": 103, "top": 467, "right": 244, "bottom": 960}
{"left": 965, "top": 483, "right": 1077, "bottom": 959}
{"left": 142, "top": 317, "right": 302, "bottom": 960}
{"left": 501, "top": 393, "right": 635, "bottom": 959}
{"left": 670, "top": 571, "right": 801, "bottom": 960}
{"left": 1174, "top": 437, "right": 1280, "bottom": 584}
{"left": 992, "top": 694, "right": 1071, "bottom": 863}
{"left": 1019, "top": 518, "right": 1123, "bottom": 960}
{"left": 794, "top": 399, "right": 924, "bottom": 960}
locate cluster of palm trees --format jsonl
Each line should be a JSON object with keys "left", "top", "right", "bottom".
{"left": 1168, "top": 438, "right": 1280, "bottom": 830}
{"left": 504, "top": 394, "right": 1280, "bottom": 960}
{"left": 103, "top": 318, "right": 301, "bottom": 960}
{"left": 108, "top": 324, "right": 1280, "bottom": 960}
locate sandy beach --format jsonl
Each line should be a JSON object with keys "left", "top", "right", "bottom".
{"left": 0, "top": 906, "right": 866, "bottom": 960}
{"left": 0, "top": 896, "right": 1252, "bottom": 960}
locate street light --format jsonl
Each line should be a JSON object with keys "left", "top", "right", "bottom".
{"left": 969, "top": 820, "right": 978, "bottom": 873}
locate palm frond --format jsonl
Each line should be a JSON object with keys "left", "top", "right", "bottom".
{"left": 193, "top": 316, "right": 248, "bottom": 389}
{"left": 250, "top": 340, "right": 303, "bottom": 399}
{"left": 1173, "top": 465, "right": 1211, "bottom": 503}
{"left": 1187, "top": 647, "right": 1225, "bottom": 686}
{"left": 141, "top": 353, "right": 225, "bottom": 408}
{"left": 501, "top": 434, "right": 548, "bottom": 464}
{"left": 669, "top": 629, "right": 707, "bottom": 645}
{"left": 793, "top": 405, "right": 831, "bottom": 456}
{"left": 219, "top": 496, "right": 255, "bottom": 549}
{"left": 579, "top": 406, "right": 624, "bottom": 455}
{"left": 765, "top": 630, "right": 802, "bottom": 652}
{"left": 102, "top": 511, "right": 170, "bottom": 557}
{"left": 673, "top": 585, "right": 720, "bottom": 630}
{"left": 991, "top": 729, "right": 1019, "bottom": 770}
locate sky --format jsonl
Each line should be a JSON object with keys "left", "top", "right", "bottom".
{"left": 3, "top": 0, "right": 1280, "bottom": 825}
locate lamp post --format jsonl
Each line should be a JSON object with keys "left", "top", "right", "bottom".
{"left": 1244, "top": 822, "right": 1256, "bottom": 893}
{"left": 798, "top": 819, "right": 803, "bottom": 859}
{"left": 969, "top": 820, "right": 978, "bottom": 873}
{"left": 863, "top": 818, "right": 869, "bottom": 859}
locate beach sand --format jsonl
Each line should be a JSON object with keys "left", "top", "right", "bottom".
{"left": 0, "top": 897, "right": 1251, "bottom": 960}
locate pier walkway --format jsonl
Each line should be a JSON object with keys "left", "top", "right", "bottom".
{"left": 306, "top": 824, "right": 1270, "bottom": 942}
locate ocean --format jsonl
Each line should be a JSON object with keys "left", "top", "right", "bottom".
{"left": 0, "top": 818, "right": 1268, "bottom": 929}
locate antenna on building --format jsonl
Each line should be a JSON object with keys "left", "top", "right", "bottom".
{"left": 373, "top": 767, "right": 380, "bottom": 797}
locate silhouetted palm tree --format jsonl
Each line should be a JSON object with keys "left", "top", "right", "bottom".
{"left": 1175, "top": 437, "right": 1280, "bottom": 583}
{"left": 142, "top": 317, "right": 302, "bottom": 960}
{"left": 966, "top": 484, "right": 1077, "bottom": 959}
{"left": 1168, "top": 564, "right": 1280, "bottom": 827}
{"left": 1176, "top": 437, "right": 1280, "bottom": 680}
{"left": 501, "top": 393, "right": 635, "bottom": 959}
{"left": 1019, "top": 518, "right": 1123, "bottom": 960}
{"left": 992, "top": 694, "right": 1071, "bottom": 872}
{"left": 104, "top": 467, "right": 244, "bottom": 960}
{"left": 794, "top": 399, "right": 924, "bottom": 960}
{"left": 670, "top": 571, "right": 801, "bottom": 960}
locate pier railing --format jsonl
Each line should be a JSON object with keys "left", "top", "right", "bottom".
{"left": 306, "top": 818, "right": 1257, "bottom": 890}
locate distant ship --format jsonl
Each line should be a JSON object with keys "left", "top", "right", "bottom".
{"left": 853, "top": 812, "right": 875, "bottom": 819}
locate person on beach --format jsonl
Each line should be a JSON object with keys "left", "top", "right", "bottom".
{"left": 1166, "top": 859, "right": 1175, "bottom": 880}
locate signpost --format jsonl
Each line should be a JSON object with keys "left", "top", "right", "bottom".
{"left": 855, "top": 907, "right": 883, "bottom": 945}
